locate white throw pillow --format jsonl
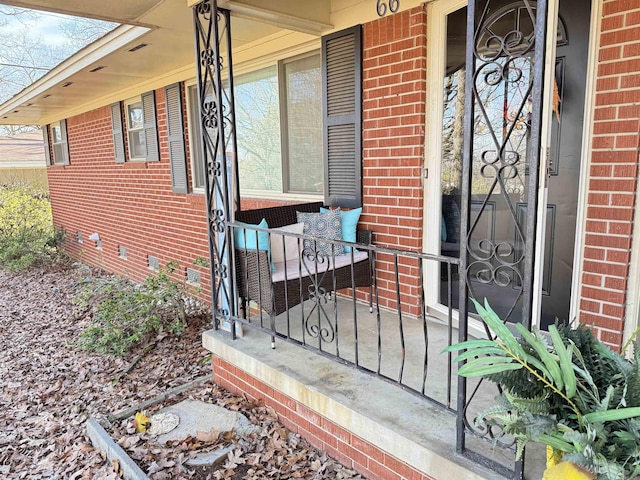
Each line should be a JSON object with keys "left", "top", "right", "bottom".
{"left": 270, "top": 222, "right": 305, "bottom": 264}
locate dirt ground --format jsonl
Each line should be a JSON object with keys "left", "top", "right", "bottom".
{"left": 0, "top": 265, "right": 364, "bottom": 479}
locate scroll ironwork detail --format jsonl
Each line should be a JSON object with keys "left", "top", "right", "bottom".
{"left": 301, "top": 247, "right": 336, "bottom": 345}
{"left": 193, "top": 1, "right": 240, "bottom": 332}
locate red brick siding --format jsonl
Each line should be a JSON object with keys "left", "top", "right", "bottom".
{"left": 48, "top": 8, "right": 430, "bottom": 318}
{"left": 47, "top": 87, "right": 212, "bottom": 300}
{"left": 361, "top": 5, "right": 427, "bottom": 315}
{"left": 212, "top": 355, "right": 436, "bottom": 480}
{"left": 581, "top": 0, "right": 640, "bottom": 349}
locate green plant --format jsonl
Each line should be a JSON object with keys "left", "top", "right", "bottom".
{"left": 193, "top": 255, "right": 209, "bottom": 268}
{"left": 0, "top": 181, "right": 63, "bottom": 270}
{"left": 75, "top": 261, "right": 191, "bottom": 356}
{"left": 443, "top": 300, "right": 640, "bottom": 479}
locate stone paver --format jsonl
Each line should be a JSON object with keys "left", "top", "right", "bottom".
{"left": 154, "top": 399, "right": 261, "bottom": 444}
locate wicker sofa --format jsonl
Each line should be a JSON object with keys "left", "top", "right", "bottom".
{"left": 234, "top": 202, "right": 373, "bottom": 319}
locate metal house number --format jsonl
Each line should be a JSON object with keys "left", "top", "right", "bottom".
{"left": 376, "top": 0, "right": 400, "bottom": 17}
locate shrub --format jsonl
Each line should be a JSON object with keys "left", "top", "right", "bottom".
{"left": 0, "top": 181, "right": 62, "bottom": 270}
{"left": 75, "top": 261, "right": 202, "bottom": 355}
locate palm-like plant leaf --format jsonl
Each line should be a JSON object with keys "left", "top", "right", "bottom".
{"left": 550, "top": 324, "right": 577, "bottom": 398}
{"left": 443, "top": 301, "right": 640, "bottom": 479}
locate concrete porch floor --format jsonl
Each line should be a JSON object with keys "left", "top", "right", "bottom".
{"left": 203, "top": 297, "right": 546, "bottom": 479}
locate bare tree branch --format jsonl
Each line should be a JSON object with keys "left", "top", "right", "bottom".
{"left": 0, "top": 6, "right": 116, "bottom": 136}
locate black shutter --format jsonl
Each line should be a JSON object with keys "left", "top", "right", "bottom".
{"left": 110, "top": 102, "right": 126, "bottom": 163}
{"left": 42, "top": 125, "right": 51, "bottom": 166}
{"left": 142, "top": 90, "right": 159, "bottom": 162}
{"left": 60, "top": 119, "right": 70, "bottom": 165}
{"left": 165, "top": 83, "right": 189, "bottom": 194}
{"left": 322, "top": 25, "right": 362, "bottom": 208}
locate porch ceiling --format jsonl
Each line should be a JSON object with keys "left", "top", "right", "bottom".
{"left": 0, "top": 0, "right": 331, "bottom": 125}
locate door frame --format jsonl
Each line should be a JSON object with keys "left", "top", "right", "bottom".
{"left": 423, "top": 0, "right": 468, "bottom": 330}
{"left": 558, "top": 0, "right": 601, "bottom": 327}
{"left": 422, "top": 0, "right": 599, "bottom": 331}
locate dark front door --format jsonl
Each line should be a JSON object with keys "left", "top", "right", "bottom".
{"left": 539, "top": 0, "right": 591, "bottom": 328}
{"left": 438, "top": 0, "right": 591, "bottom": 327}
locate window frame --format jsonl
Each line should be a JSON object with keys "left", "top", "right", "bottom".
{"left": 185, "top": 49, "right": 324, "bottom": 201}
{"left": 124, "top": 96, "right": 146, "bottom": 161}
{"left": 278, "top": 51, "right": 324, "bottom": 196}
{"left": 50, "top": 121, "right": 64, "bottom": 165}
{"left": 49, "top": 120, "right": 70, "bottom": 165}
{"left": 185, "top": 80, "right": 207, "bottom": 193}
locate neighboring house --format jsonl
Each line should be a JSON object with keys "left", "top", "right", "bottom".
{"left": 0, "top": 130, "right": 47, "bottom": 186}
{"left": 0, "top": 0, "right": 638, "bottom": 478}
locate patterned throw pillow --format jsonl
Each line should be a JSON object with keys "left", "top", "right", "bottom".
{"left": 320, "top": 207, "right": 362, "bottom": 253}
{"left": 296, "top": 210, "right": 345, "bottom": 257}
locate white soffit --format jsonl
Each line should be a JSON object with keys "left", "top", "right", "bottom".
{"left": 0, "top": 0, "right": 164, "bottom": 25}
{"left": 0, "top": 0, "right": 308, "bottom": 125}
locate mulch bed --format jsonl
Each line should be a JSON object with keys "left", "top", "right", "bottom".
{"left": 0, "top": 265, "right": 365, "bottom": 479}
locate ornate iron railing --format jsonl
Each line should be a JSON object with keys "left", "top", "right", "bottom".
{"left": 193, "top": 1, "right": 239, "bottom": 334}
{"left": 230, "top": 221, "right": 461, "bottom": 410}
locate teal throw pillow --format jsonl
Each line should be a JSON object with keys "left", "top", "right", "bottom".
{"left": 234, "top": 218, "right": 274, "bottom": 271}
{"left": 320, "top": 207, "right": 362, "bottom": 252}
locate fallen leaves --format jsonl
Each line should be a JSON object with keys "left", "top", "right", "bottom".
{"left": 109, "top": 388, "right": 367, "bottom": 479}
{"left": 0, "top": 265, "right": 368, "bottom": 479}
{"left": 0, "top": 265, "right": 211, "bottom": 478}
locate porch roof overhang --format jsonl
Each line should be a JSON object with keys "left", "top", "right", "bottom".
{"left": 0, "top": 0, "right": 333, "bottom": 126}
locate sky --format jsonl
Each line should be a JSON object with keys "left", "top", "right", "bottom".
{"left": 0, "top": 11, "right": 69, "bottom": 44}
{"left": 0, "top": 7, "right": 80, "bottom": 48}
{"left": 0, "top": 5, "right": 117, "bottom": 99}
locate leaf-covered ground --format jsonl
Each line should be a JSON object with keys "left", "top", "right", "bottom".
{"left": 0, "top": 266, "right": 365, "bottom": 479}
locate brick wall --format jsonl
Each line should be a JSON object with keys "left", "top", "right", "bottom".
{"left": 47, "top": 7, "right": 431, "bottom": 319}
{"left": 47, "top": 88, "right": 212, "bottom": 300}
{"left": 580, "top": 0, "right": 640, "bottom": 349}
{"left": 361, "top": 5, "right": 428, "bottom": 315}
{"left": 212, "top": 355, "right": 435, "bottom": 480}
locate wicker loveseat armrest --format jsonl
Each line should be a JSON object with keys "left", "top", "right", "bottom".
{"left": 235, "top": 248, "right": 271, "bottom": 304}
{"left": 356, "top": 229, "right": 373, "bottom": 246}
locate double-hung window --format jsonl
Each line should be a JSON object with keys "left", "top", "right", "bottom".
{"left": 44, "top": 120, "right": 69, "bottom": 165}
{"left": 51, "top": 122, "right": 64, "bottom": 162}
{"left": 125, "top": 99, "right": 145, "bottom": 160}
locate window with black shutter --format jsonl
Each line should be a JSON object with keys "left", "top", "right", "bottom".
{"left": 123, "top": 91, "right": 159, "bottom": 162}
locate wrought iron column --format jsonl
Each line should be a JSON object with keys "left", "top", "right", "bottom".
{"left": 193, "top": 0, "right": 240, "bottom": 334}
{"left": 457, "top": 0, "right": 549, "bottom": 477}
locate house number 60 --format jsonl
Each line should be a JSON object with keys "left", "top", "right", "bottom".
{"left": 376, "top": 0, "right": 400, "bottom": 17}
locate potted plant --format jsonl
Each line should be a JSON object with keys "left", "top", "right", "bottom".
{"left": 444, "top": 300, "right": 640, "bottom": 479}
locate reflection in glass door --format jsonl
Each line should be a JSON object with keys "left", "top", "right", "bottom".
{"left": 436, "top": 0, "right": 590, "bottom": 327}
{"left": 439, "top": 2, "right": 536, "bottom": 324}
